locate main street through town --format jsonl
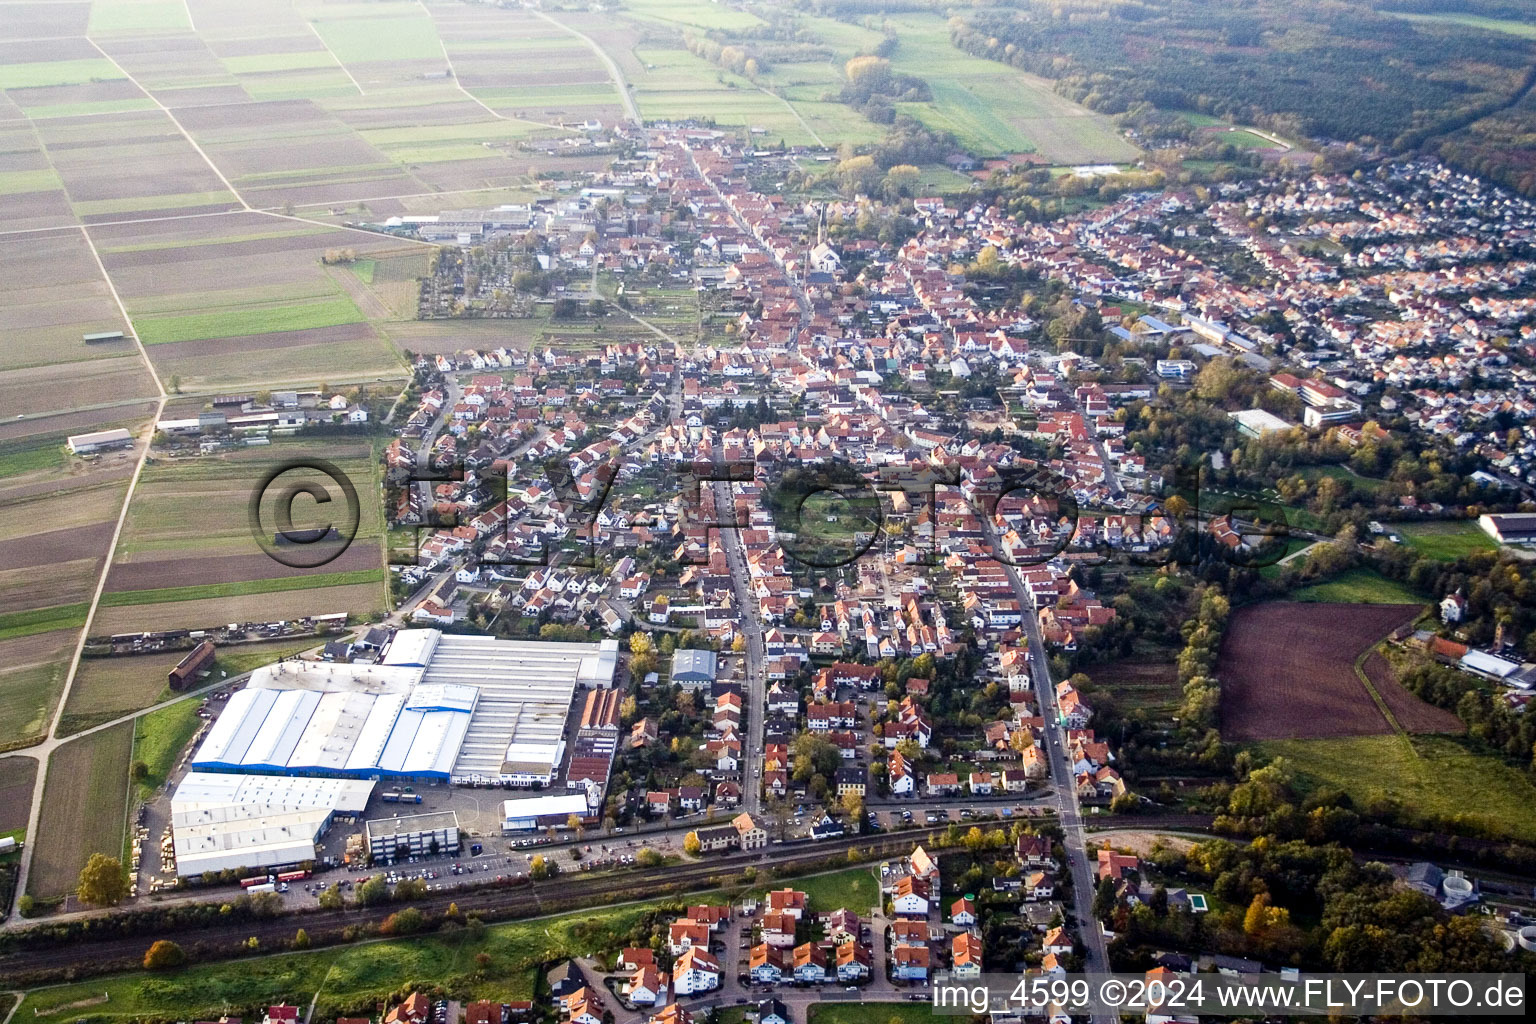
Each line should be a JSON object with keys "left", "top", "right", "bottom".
{"left": 982, "top": 509, "right": 1119, "bottom": 1024}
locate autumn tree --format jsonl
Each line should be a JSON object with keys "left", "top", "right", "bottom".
{"left": 143, "top": 939, "right": 185, "bottom": 970}
{"left": 77, "top": 853, "right": 128, "bottom": 907}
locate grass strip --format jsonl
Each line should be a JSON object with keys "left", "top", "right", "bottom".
{"left": 100, "top": 569, "right": 383, "bottom": 607}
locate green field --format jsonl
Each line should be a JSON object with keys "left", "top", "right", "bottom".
{"left": 623, "top": 0, "right": 766, "bottom": 31}
{"left": 222, "top": 52, "right": 338, "bottom": 75}
{"left": 628, "top": 47, "right": 822, "bottom": 147}
{"left": 130, "top": 697, "right": 202, "bottom": 799}
{"left": 1177, "top": 110, "right": 1228, "bottom": 127}
{"left": 881, "top": 13, "right": 1140, "bottom": 163}
{"left": 101, "top": 569, "right": 385, "bottom": 607}
{"left": 0, "top": 604, "right": 88, "bottom": 642}
{"left": 135, "top": 296, "right": 366, "bottom": 346}
{"left": 310, "top": 11, "right": 445, "bottom": 64}
{"left": 1256, "top": 734, "right": 1536, "bottom": 842}
{"left": 214, "top": 639, "right": 323, "bottom": 677}
{"left": 0, "top": 58, "right": 124, "bottom": 90}
{"left": 0, "top": 440, "right": 67, "bottom": 479}
{"left": 13, "top": 98, "right": 158, "bottom": 119}
{"left": 0, "top": 168, "right": 63, "bottom": 196}
{"left": 70, "top": 190, "right": 240, "bottom": 217}
{"left": 809, "top": 1004, "right": 934, "bottom": 1024}
{"left": 87, "top": 0, "right": 192, "bottom": 35}
{"left": 1397, "top": 520, "right": 1498, "bottom": 562}
{"left": 16, "top": 896, "right": 677, "bottom": 1019}
{"left": 28, "top": 721, "right": 133, "bottom": 899}
{"left": 1290, "top": 567, "right": 1426, "bottom": 605}
{"left": 0, "top": 643, "right": 70, "bottom": 751}
{"left": 778, "top": 865, "right": 879, "bottom": 913}
{"left": 1216, "top": 129, "right": 1277, "bottom": 149}
{"left": 1258, "top": 536, "right": 1316, "bottom": 580}
{"left": 1386, "top": 11, "right": 1536, "bottom": 38}
{"left": 1295, "top": 463, "right": 1389, "bottom": 494}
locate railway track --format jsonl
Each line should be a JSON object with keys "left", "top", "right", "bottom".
{"left": 0, "top": 828, "right": 946, "bottom": 988}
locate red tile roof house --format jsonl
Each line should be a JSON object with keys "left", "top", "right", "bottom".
{"left": 1097, "top": 849, "right": 1140, "bottom": 881}
{"left": 384, "top": 995, "right": 428, "bottom": 1024}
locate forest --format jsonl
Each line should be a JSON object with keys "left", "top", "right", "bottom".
{"left": 931, "top": 0, "right": 1536, "bottom": 194}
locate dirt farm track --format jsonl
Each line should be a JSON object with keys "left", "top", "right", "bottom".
{"left": 1218, "top": 601, "right": 1454, "bottom": 741}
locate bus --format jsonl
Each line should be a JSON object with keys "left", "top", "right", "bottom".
{"left": 240, "top": 875, "right": 270, "bottom": 889}
{"left": 276, "top": 869, "right": 309, "bottom": 883}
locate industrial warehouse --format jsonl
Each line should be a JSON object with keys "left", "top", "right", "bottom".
{"left": 169, "top": 772, "right": 373, "bottom": 878}
{"left": 164, "top": 630, "right": 621, "bottom": 879}
{"left": 188, "top": 629, "right": 620, "bottom": 785}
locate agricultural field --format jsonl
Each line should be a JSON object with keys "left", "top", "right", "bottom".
{"left": 878, "top": 13, "right": 1140, "bottom": 163}
{"left": 0, "top": 756, "right": 38, "bottom": 837}
{"left": 27, "top": 720, "right": 133, "bottom": 901}
{"left": 89, "top": 437, "right": 387, "bottom": 636}
{"left": 1258, "top": 734, "right": 1536, "bottom": 843}
{"left": 0, "top": 630, "right": 76, "bottom": 753}
{"left": 430, "top": 3, "right": 624, "bottom": 127}
{"left": 0, "top": 227, "right": 159, "bottom": 427}
{"left": 1095, "top": 656, "right": 1183, "bottom": 716}
{"left": 1384, "top": 11, "right": 1536, "bottom": 39}
{"left": 60, "top": 632, "right": 318, "bottom": 737}
{"left": 1396, "top": 519, "right": 1498, "bottom": 562}
{"left": 1361, "top": 651, "right": 1464, "bottom": 736}
{"left": 89, "top": 212, "right": 419, "bottom": 390}
{"left": 626, "top": 45, "right": 825, "bottom": 147}
{"left": 0, "top": 456, "right": 137, "bottom": 748}
{"left": 1217, "top": 602, "right": 1443, "bottom": 742}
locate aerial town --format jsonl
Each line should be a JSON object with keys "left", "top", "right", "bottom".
{"left": 5, "top": 2, "right": 1536, "bottom": 1023}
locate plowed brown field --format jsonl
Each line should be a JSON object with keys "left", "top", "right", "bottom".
{"left": 1219, "top": 602, "right": 1448, "bottom": 741}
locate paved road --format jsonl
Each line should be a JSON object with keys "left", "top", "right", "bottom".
{"left": 982, "top": 517, "right": 1118, "bottom": 1024}
{"left": 535, "top": 10, "right": 640, "bottom": 126}
{"left": 715, "top": 476, "right": 765, "bottom": 817}
{"left": 1068, "top": 390, "right": 1125, "bottom": 499}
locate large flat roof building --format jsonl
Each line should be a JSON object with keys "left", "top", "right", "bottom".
{"left": 1480, "top": 513, "right": 1536, "bottom": 545}
{"left": 501, "top": 792, "right": 593, "bottom": 832}
{"left": 365, "top": 810, "right": 460, "bottom": 862}
{"left": 188, "top": 630, "right": 620, "bottom": 787}
{"left": 170, "top": 771, "right": 373, "bottom": 878}
{"left": 424, "top": 634, "right": 618, "bottom": 785}
{"left": 66, "top": 427, "right": 132, "bottom": 454}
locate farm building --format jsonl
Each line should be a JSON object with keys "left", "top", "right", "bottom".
{"left": 1479, "top": 513, "right": 1536, "bottom": 545}
{"left": 169, "top": 641, "right": 217, "bottom": 691}
{"left": 169, "top": 771, "right": 373, "bottom": 878}
{"left": 365, "top": 810, "right": 460, "bottom": 862}
{"left": 189, "top": 629, "right": 620, "bottom": 786}
{"left": 501, "top": 792, "right": 593, "bottom": 832}
{"left": 66, "top": 427, "right": 132, "bottom": 454}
